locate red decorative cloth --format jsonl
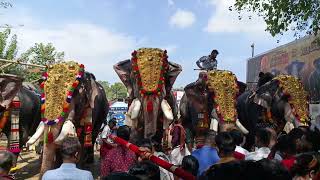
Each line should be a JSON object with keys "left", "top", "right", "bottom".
{"left": 281, "top": 156, "right": 296, "bottom": 170}
{"left": 234, "top": 151, "right": 246, "bottom": 160}
{"left": 100, "top": 145, "right": 136, "bottom": 177}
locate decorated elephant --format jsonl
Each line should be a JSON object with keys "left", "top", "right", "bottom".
{"left": 180, "top": 70, "right": 248, "bottom": 148}
{"left": 0, "top": 75, "right": 41, "bottom": 165}
{"left": 237, "top": 72, "right": 309, "bottom": 149}
{"left": 114, "top": 48, "right": 182, "bottom": 143}
{"left": 25, "top": 61, "right": 109, "bottom": 176}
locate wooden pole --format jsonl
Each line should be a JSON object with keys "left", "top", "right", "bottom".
{"left": 0, "top": 59, "right": 46, "bottom": 68}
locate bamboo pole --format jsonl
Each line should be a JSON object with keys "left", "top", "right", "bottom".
{"left": 0, "top": 62, "right": 13, "bottom": 69}
{"left": 109, "top": 134, "right": 196, "bottom": 180}
{"left": 0, "top": 59, "right": 46, "bottom": 68}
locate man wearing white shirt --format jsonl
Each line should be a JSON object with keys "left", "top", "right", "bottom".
{"left": 245, "top": 128, "right": 272, "bottom": 161}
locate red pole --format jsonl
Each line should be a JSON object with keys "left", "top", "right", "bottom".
{"left": 109, "top": 134, "right": 196, "bottom": 180}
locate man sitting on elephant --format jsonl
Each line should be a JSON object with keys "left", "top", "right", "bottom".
{"left": 196, "top": 49, "right": 219, "bottom": 71}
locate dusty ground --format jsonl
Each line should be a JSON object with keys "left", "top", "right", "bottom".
{"left": 13, "top": 150, "right": 101, "bottom": 180}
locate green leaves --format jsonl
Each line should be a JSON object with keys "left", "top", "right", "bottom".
{"left": 98, "top": 81, "right": 127, "bottom": 100}
{"left": 233, "top": 0, "right": 320, "bottom": 38}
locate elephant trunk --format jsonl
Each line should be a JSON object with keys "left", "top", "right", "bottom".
{"left": 26, "top": 121, "right": 45, "bottom": 147}
{"left": 40, "top": 123, "right": 63, "bottom": 177}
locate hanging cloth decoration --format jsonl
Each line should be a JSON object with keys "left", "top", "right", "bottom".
{"left": 274, "top": 75, "right": 309, "bottom": 125}
{"left": 9, "top": 97, "right": 20, "bottom": 154}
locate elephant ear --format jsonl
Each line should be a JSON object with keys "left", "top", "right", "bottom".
{"left": 165, "top": 62, "right": 182, "bottom": 95}
{"left": 113, "top": 59, "right": 133, "bottom": 98}
{"left": 0, "top": 74, "right": 23, "bottom": 109}
{"left": 83, "top": 72, "right": 99, "bottom": 109}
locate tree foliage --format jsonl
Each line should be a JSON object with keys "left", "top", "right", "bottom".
{"left": 0, "top": 28, "right": 65, "bottom": 82}
{"left": 98, "top": 81, "right": 127, "bottom": 100}
{"left": 232, "top": 0, "right": 320, "bottom": 37}
{"left": 20, "top": 43, "right": 65, "bottom": 82}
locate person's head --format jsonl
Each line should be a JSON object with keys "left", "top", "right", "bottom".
{"left": 266, "top": 128, "right": 277, "bottom": 148}
{"left": 229, "top": 129, "right": 244, "bottom": 146}
{"left": 181, "top": 155, "right": 199, "bottom": 176}
{"left": 103, "top": 172, "right": 139, "bottom": 180}
{"left": 290, "top": 152, "right": 320, "bottom": 180}
{"left": 257, "top": 159, "right": 291, "bottom": 180}
{"left": 210, "top": 49, "right": 219, "bottom": 59}
{"left": 129, "top": 160, "right": 160, "bottom": 180}
{"left": 0, "top": 151, "right": 14, "bottom": 174}
{"left": 151, "top": 135, "right": 163, "bottom": 153}
{"left": 276, "top": 135, "right": 296, "bottom": 158}
{"left": 60, "top": 137, "right": 81, "bottom": 163}
{"left": 204, "top": 130, "right": 217, "bottom": 147}
{"left": 288, "top": 128, "right": 305, "bottom": 153}
{"left": 203, "top": 161, "right": 242, "bottom": 180}
{"left": 108, "top": 118, "right": 117, "bottom": 129}
{"left": 255, "top": 128, "right": 271, "bottom": 148}
{"left": 116, "top": 125, "right": 131, "bottom": 141}
{"left": 215, "top": 132, "right": 236, "bottom": 157}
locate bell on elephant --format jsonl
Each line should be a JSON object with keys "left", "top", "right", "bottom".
{"left": 114, "top": 48, "right": 182, "bottom": 142}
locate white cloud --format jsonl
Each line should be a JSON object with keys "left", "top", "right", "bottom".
{"left": 169, "top": 9, "right": 196, "bottom": 29}
{"left": 1, "top": 9, "right": 142, "bottom": 83}
{"left": 204, "top": 0, "right": 267, "bottom": 34}
{"left": 168, "top": 0, "right": 174, "bottom": 6}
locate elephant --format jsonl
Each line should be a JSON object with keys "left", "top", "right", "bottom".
{"left": 180, "top": 71, "right": 249, "bottom": 148}
{"left": 25, "top": 62, "right": 109, "bottom": 176}
{"left": 0, "top": 75, "right": 41, "bottom": 164}
{"left": 114, "top": 48, "right": 182, "bottom": 144}
{"left": 237, "top": 72, "right": 310, "bottom": 150}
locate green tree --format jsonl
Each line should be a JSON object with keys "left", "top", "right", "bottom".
{"left": 232, "top": 0, "right": 320, "bottom": 37}
{"left": 97, "top": 81, "right": 127, "bottom": 100}
{"left": 21, "top": 43, "right": 65, "bottom": 81}
{"left": 0, "top": 28, "right": 23, "bottom": 75}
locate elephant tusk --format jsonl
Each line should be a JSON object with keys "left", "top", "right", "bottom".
{"left": 131, "top": 98, "right": 141, "bottom": 120}
{"left": 54, "top": 120, "right": 77, "bottom": 144}
{"left": 235, "top": 119, "right": 249, "bottom": 134}
{"left": 26, "top": 121, "right": 45, "bottom": 147}
{"left": 210, "top": 118, "right": 219, "bottom": 132}
{"left": 161, "top": 100, "right": 173, "bottom": 121}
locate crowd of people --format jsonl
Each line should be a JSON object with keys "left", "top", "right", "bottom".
{"left": 1, "top": 117, "right": 320, "bottom": 180}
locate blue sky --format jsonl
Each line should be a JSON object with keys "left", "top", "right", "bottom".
{"left": 2, "top": 0, "right": 295, "bottom": 87}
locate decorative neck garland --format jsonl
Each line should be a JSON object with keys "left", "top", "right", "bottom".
{"left": 206, "top": 70, "right": 239, "bottom": 123}
{"left": 131, "top": 48, "right": 169, "bottom": 97}
{"left": 274, "top": 75, "right": 309, "bottom": 125}
{"left": 40, "top": 63, "right": 84, "bottom": 126}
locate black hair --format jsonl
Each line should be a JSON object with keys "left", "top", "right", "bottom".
{"left": 203, "top": 161, "right": 242, "bottom": 180}
{"left": 181, "top": 155, "right": 199, "bottom": 176}
{"left": 204, "top": 130, "right": 217, "bottom": 145}
{"left": 215, "top": 132, "right": 236, "bottom": 155}
{"left": 108, "top": 119, "right": 117, "bottom": 126}
{"left": 60, "top": 137, "right": 81, "bottom": 159}
{"left": 102, "top": 172, "right": 140, "bottom": 180}
{"left": 129, "top": 160, "right": 160, "bottom": 180}
{"left": 117, "top": 125, "right": 131, "bottom": 141}
{"left": 290, "top": 152, "right": 320, "bottom": 177}
{"left": 257, "top": 72, "right": 274, "bottom": 87}
{"left": 229, "top": 129, "right": 244, "bottom": 146}
{"left": 0, "top": 151, "right": 14, "bottom": 172}
{"left": 275, "top": 135, "right": 296, "bottom": 155}
{"left": 257, "top": 159, "right": 291, "bottom": 180}
{"left": 255, "top": 128, "right": 271, "bottom": 147}
{"left": 151, "top": 135, "right": 163, "bottom": 152}
{"left": 137, "top": 138, "right": 152, "bottom": 151}
{"left": 288, "top": 128, "right": 304, "bottom": 141}
{"left": 211, "top": 49, "right": 219, "bottom": 55}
